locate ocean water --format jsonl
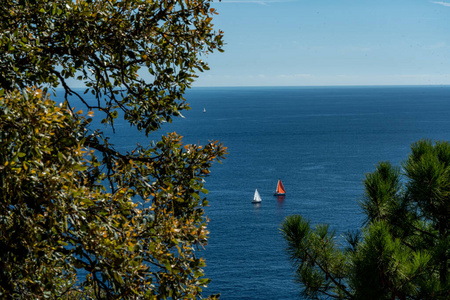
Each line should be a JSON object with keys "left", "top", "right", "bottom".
{"left": 65, "top": 86, "right": 450, "bottom": 299}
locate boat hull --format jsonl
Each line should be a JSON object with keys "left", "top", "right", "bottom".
{"left": 274, "top": 180, "right": 286, "bottom": 196}
{"left": 253, "top": 188, "right": 262, "bottom": 203}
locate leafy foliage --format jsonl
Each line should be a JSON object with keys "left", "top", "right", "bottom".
{"left": 1, "top": 0, "right": 223, "bottom": 133}
{"left": 281, "top": 140, "right": 449, "bottom": 299}
{"left": 0, "top": 0, "right": 225, "bottom": 298}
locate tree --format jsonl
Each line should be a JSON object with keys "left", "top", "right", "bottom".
{"left": 281, "top": 140, "right": 449, "bottom": 299}
{"left": 0, "top": 0, "right": 226, "bottom": 298}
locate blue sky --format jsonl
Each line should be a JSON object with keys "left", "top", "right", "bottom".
{"left": 194, "top": 0, "right": 450, "bottom": 86}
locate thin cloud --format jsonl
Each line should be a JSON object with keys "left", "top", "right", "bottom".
{"left": 424, "top": 42, "right": 448, "bottom": 50}
{"left": 431, "top": 1, "right": 450, "bottom": 7}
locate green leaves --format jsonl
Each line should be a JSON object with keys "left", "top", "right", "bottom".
{"left": 0, "top": 88, "right": 86, "bottom": 298}
{"left": 0, "top": 0, "right": 226, "bottom": 298}
{"left": 1, "top": 0, "right": 224, "bottom": 134}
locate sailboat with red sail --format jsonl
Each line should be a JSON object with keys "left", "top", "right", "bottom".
{"left": 274, "top": 179, "right": 286, "bottom": 196}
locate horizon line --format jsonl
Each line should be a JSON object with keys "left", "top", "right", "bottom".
{"left": 191, "top": 83, "right": 450, "bottom": 88}
{"left": 56, "top": 83, "right": 450, "bottom": 90}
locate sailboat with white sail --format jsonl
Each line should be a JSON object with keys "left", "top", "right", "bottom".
{"left": 252, "top": 189, "right": 262, "bottom": 204}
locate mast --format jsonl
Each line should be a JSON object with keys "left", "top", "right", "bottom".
{"left": 278, "top": 180, "right": 286, "bottom": 194}
{"left": 253, "top": 189, "right": 262, "bottom": 203}
{"left": 275, "top": 180, "right": 286, "bottom": 195}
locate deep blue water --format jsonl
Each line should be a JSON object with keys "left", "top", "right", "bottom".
{"left": 64, "top": 86, "right": 450, "bottom": 299}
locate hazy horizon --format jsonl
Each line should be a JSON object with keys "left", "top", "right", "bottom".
{"left": 193, "top": 0, "right": 450, "bottom": 87}
{"left": 62, "top": 1, "right": 450, "bottom": 89}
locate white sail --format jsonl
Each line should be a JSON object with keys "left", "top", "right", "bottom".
{"left": 252, "top": 189, "right": 262, "bottom": 203}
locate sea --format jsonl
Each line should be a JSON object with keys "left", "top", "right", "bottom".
{"left": 62, "top": 86, "right": 450, "bottom": 299}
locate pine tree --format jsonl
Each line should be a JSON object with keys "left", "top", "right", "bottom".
{"left": 281, "top": 140, "right": 449, "bottom": 299}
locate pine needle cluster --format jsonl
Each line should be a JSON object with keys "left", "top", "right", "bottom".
{"left": 281, "top": 140, "right": 449, "bottom": 299}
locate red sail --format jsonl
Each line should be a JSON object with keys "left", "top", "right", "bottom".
{"left": 276, "top": 180, "right": 286, "bottom": 194}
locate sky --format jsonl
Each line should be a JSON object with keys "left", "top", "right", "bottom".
{"left": 194, "top": 0, "right": 450, "bottom": 86}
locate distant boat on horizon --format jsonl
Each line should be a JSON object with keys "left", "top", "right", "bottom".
{"left": 273, "top": 179, "right": 286, "bottom": 196}
{"left": 252, "top": 189, "right": 262, "bottom": 204}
